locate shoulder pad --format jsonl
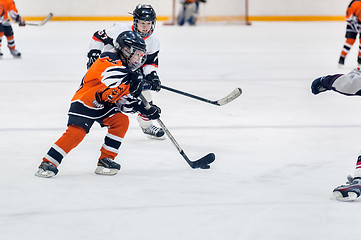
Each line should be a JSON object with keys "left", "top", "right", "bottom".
{"left": 100, "top": 52, "right": 121, "bottom": 61}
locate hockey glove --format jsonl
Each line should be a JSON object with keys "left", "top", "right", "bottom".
{"left": 87, "top": 49, "right": 102, "bottom": 69}
{"left": 311, "top": 76, "right": 330, "bottom": 95}
{"left": 145, "top": 71, "right": 161, "bottom": 92}
{"left": 16, "top": 16, "right": 25, "bottom": 27}
{"left": 134, "top": 102, "right": 161, "bottom": 120}
{"left": 129, "top": 70, "right": 145, "bottom": 97}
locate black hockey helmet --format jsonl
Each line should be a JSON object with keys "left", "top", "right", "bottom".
{"left": 114, "top": 31, "right": 147, "bottom": 71}
{"left": 131, "top": 4, "right": 156, "bottom": 38}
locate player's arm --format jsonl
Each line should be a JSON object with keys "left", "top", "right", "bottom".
{"left": 86, "top": 29, "right": 114, "bottom": 69}
{"left": 311, "top": 69, "right": 361, "bottom": 96}
{"left": 142, "top": 50, "right": 161, "bottom": 91}
{"left": 9, "top": 3, "right": 25, "bottom": 26}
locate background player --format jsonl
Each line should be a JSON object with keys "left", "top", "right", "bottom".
{"left": 0, "top": 0, "right": 24, "bottom": 57}
{"left": 35, "top": 31, "right": 161, "bottom": 178}
{"left": 311, "top": 68, "right": 361, "bottom": 201}
{"left": 86, "top": 4, "right": 164, "bottom": 140}
{"left": 339, "top": 0, "right": 361, "bottom": 67}
{"left": 177, "top": 0, "right": 206, "bottom": 26}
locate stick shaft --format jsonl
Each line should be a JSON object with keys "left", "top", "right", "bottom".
{"left": 161, "top": 85, "right": 219, "bottom": 105}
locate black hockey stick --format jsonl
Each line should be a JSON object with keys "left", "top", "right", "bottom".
{"left": 139, "top": 94, "right": 215, "bottom": 169}
{"left": 161, "top": 85, "right": 242, "bottom": 106}
{"left": 26, "top": 13, "right": 53, "bottom": 26}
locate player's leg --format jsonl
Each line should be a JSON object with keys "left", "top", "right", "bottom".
{"left": 339, "top": 26, "right": 357, "bottom": 66}
{"left": 136, "top": 90, "right": 165, "bottom": 140}
{"left": 333, "top": 156, "right": 361, "bottom": 201}
{"left": 0, "top": 23, "right": 4, "bottom": 57}
{"left": 35, "top": 125, "right": 87, "bottom": 178}
{"left": 358, "top": 35, "right": 361, "bottom": 66}
{"left": 95, "top": 113, "right": 129, "bottom": 175}
{"left": 2, "top": 20, "right": 21, "bottom": 57}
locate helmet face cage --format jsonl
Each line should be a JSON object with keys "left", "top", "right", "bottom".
{"left": 132, "top": 4, "right": 156, "bottom": 38}
{"left": 114, "top": 31, "right": 147, "bottom": 71}
{"left": 121, "top": 46, "right": 147, "bottom": 71}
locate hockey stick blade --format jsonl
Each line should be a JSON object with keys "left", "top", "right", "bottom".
{"left": 26, "top": 13, "right": 53, "bottom": 26}
{"left": 216, "top": 88, "right": 242, "bottom": 106}
{"left": 189, "top": 153, "right": 216, "bottom": 169}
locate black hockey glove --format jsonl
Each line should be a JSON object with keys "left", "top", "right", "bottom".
{"left": 145, "top": 71, "right": 161, "bottom": 92}
{"left": 311, "top": 75, "right": 340, "bottom": 95}
{"left": 86, "top": 49, "right": 102, "bottom": 69}
{"left": 129, "top": 70, "right": 145, "bottom": 97}
{"left": 15, "top": 15, "right": 25, "bottom": 26}
{"left": 134, "top": 102, "right": 161, "bottom": 120}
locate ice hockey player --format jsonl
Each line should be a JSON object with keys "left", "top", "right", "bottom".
{"left": 35, "top": 31, "right": 161, "bottom": 178}
{"left": 86, "top": 4, "right": 165, "bottom": 140}
{"left": 311, "top": 68, "right": 361, "bottom": 201}
{"left": 177, "top": 0, "right": 206, "bottom": 26}
{"left": 338, "top": 0, "right": 361, "bottom": 67}
{"left": 0, "top": 0, "right": 25, "bottom": 57}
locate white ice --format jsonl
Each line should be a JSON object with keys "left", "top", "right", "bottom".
{"left": 1, "top": 21, "right": 361, "bottom": 240}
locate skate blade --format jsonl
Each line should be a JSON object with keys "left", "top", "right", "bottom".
{"left": 145, "top": 134, "right": 166, "bottom": 140}
{"left": 95, "top": 166, "right": 118, "bottom": 176}
{"left": 35, "top": 169, "right": 55, "bottom": 178}
{"left": 333, "top": 191, "right": 358, "bottom": 202}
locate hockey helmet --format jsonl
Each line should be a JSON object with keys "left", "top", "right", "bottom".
{"left": 114, "top": 31, "right": 147, "bottom": 71}
{"left": 131, "top": 4, "right": 156, "bottom": 38}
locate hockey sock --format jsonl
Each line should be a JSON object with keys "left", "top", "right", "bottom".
{"left": 354, "top": 156, "right": 361, "bottom": 178}
{"left": 99, "top": 113, "right": 129, "bottom": 160}
{"left": 43, "top": 125, "right": 87, "bottom": 167}
{"left": 340, "top": 38, "right": 356, "bottom": 58}
{"left": 6, "top": 35, "right": 15, "bottom": 50}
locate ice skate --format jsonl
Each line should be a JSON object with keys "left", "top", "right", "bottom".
{"left": 338, "top": 56, "right": 345, "bottom": 68}
{"left": 333, "top": 175, "right": 361, "bottom": 201}
{"left": 35, "top": 162, "right": 59, "bottom": 178}
{"left": 10, "top": 49, "right": 21, "bottom": 58}
{"left": 142, "top": 125, "right": 166, "bottom": 140}
{"left": 95, "top": 158, "right": 121, "bottom": 175}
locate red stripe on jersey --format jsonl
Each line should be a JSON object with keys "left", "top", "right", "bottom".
{"left": 143, "top": 63, "right": 158, "bottom": 68}
{"left": 92, "top": 35, "right": 102, "bottom": 42}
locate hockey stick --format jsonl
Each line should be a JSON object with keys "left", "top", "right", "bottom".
{"left": 26, "top": 13, "right": 53, "bottom": 26}
{"left": 139, "top": 93, "right": 215, "bottom": 169}
{"left": 161, "top": 85, "right": 242, "bottom": 106}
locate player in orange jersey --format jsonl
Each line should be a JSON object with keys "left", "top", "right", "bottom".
{"left": 35, "top": 31, "right": 161, "bottom": 178}
{"left": 339, "top": 0, "right": 361, "bottom": 66}
{"left": 177, "top": 0, "right": 206, "bottom": 26}
{"left": 0, "top": 0, "right": 25, "bottom": 57}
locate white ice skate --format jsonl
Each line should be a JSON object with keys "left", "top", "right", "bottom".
{"left": 10, "top": 49, "right": 21, "bottom": 58}
{"left": 95, "top": 158, "right": 121, "bottom": 176}
{"left": 35, "top": 162, "right": 58, "bottom": 178}
{"left": 333, "top": 175, "right": 361, "bottom": 201}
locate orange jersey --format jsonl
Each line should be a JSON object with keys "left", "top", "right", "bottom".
{"left": 347, "top": 0, "right": 361, "bottom": 21}
{"left": 69, "top": 52, "right": 135, "bottom": 120}
{"left": 0, "top": 0, "right": 19, "bottom": 21}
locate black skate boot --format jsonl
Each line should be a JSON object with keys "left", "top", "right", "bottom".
{"left": 95, "top": 158, "right": 121, "bottom": 175}
{"left": 35, "top": 162, "right": 59, "bottom": 178}
{"left": 333, "top": 175, "right": 361, "bottom": 201}
{"left": 338, "top": 56, "right": 345, "bottom": 67}
{"left": 142, "top": 125, "right": 166, "bottom": 140}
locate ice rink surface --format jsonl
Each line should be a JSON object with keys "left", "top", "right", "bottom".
{"left": 1, "top": 20, "right": 361, "bottom": 239}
